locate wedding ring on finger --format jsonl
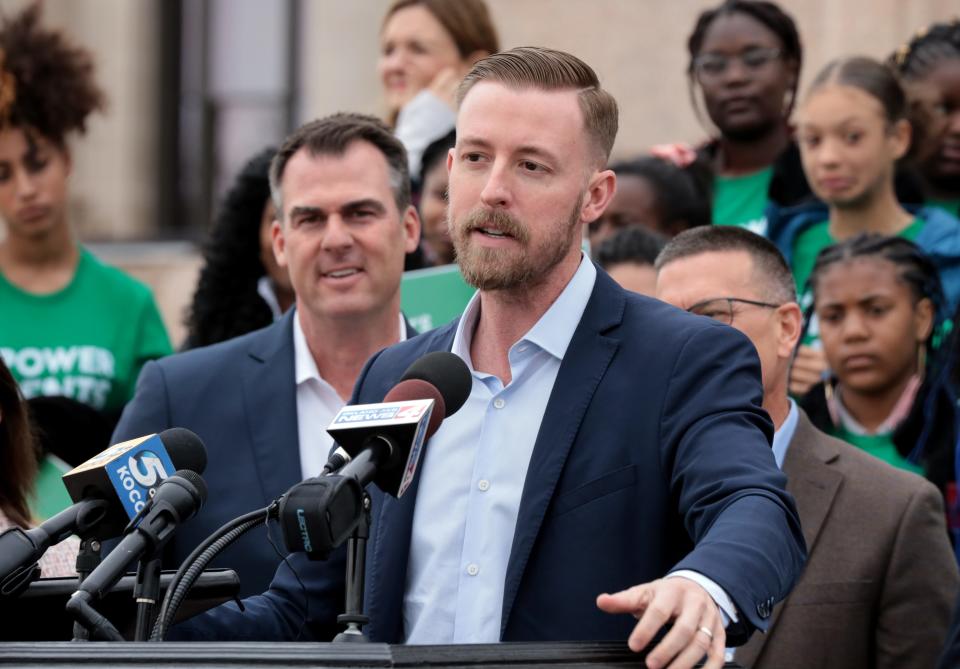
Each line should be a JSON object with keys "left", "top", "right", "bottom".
{"left": 697, "top": 626, "right": 714, "bottom": 641}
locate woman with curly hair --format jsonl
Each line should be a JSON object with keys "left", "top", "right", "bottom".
{"left": 184, "top": 147, "right": 294, "bottom": 349}
{"left": 0, "top": 4, "right": 171, "bottom": 438}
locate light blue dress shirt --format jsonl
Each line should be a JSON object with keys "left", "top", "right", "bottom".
{"left": 402, "top": 256, "right": 739, "bottom": 644}
{"left": 772, "top": 399, "right": 799, "bottom": 470}
{"left": 403, "top": 257, "right": 597, "bottom": 644}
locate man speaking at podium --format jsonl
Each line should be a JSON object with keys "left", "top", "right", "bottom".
{"left": 177, "top": 47, "right": 805, "bottom": 669}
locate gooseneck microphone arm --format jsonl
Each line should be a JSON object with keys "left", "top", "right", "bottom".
{"left": 151, "top": 502, "right": 280, "bottom": 641}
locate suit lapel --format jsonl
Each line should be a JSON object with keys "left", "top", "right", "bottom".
{"left": 239, "top": 311, "right": 302, "bottom": 506}
{"left": 735, "top": 411, "right": 842, "bottom": 667}
{"left": 365, "top": 324, "right": 458, "bottom": 643}
{"left": 499, "top": 270, "right": 624, "bottom": 637}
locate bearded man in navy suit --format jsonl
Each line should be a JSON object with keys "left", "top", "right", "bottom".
{"left": 175, "top": 47, "right": 805, "bottom": 669}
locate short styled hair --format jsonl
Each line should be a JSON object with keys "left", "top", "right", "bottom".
{"left": 456, "top": 46, "right": 619, "bottom": 164}
{"left": 269, "top": 112, "right": 411, "bottom": 216}
{"left": 655, "top": 226, "right": 797, "bottom": 303}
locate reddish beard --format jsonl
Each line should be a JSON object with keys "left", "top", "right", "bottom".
{"left": 450, "top": 198, "right": 582, "bottom": 291}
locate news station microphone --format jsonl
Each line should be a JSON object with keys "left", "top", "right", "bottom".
{"left": 280, "top": 352, "right": 470, "bottom": 559}
{"left": 0, "top": 428, "right": 207, "bottom": 597}
{"left": 320, "top": 351, "right": 472, "bottom": 484}
{"left": 61, "top": 427, "right": 208, "bottom": 539}
{"left": 67, "top": 470, "right": 207, "bottom": 640}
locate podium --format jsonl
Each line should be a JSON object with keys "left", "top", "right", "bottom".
{"left": 0, "top": 641, "right": 741, "bottom": 667}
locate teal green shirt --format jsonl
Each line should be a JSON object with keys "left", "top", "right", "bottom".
{"left": 0, "top": 247, "right": 172, "bottom": 413}
{"left": 712, "top": 167, "right": 774, "bottom": 234}
{"left": 828, "top": 424, "right": 925, "bottom": 476}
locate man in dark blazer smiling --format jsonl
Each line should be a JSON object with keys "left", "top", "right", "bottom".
{"left": 175, "top": 48, "right": 805, "bottom": 669}
{"left": 112, "top": 113, "right": 421, "bottom": 596}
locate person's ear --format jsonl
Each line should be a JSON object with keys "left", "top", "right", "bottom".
{"left": 776, "top": 302, "right": 804, "bottom": 359}
{"left": 890, "top": 118, "right": 912, "bottom": 161}
{"left": 580, "top": 169, "right": 617, "bottom": 227}
{"left": 272, "top": 218, "right": 287, "bottom": 269}
{"left": 914, "top": 297, "right": 935, "bottom": 341}
{"left": 401, "top": 204, "right": 421, "bottom": 253}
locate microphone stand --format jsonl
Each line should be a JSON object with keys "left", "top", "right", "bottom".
{"left": 333, "top": 491, "right": 371, "bottom": 643}
{"left": 72, "top": 536, "right": 102, "bottom": 641}
{"left": 133, "top": 554, "right": 162, "bottom": 641}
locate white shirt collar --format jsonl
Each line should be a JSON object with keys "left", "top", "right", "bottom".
{"left": 293, "top": 310, "right": 407, "bottom": 385}
{"left": 451, "top": 255, "right": 597, "bottom": 368}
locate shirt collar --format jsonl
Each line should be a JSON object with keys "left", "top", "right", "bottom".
{"left": 293, "top": 309, "right": 407, "bottom": 385}
{"left": 451, "top": 255, "right": 597, "bottom": 367}
{"left": 831, "top": 375, "right": 921, "bottom": 436}
{"left": 771, "top": 399, "right": 799, "bottom": 470}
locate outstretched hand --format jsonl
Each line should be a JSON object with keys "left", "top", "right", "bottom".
{"left": 597, "top": 578, "right": 725, "bottom": 669}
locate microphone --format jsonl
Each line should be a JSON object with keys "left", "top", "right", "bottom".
{"left": 70, "top": 470, "right": 207, "bottom": 602}
{"left": 61, "top": 427, "right": 208, "bottom": 539}
{"left": 0, "top": 429, "right": 207, "bottom": 595}
{"left": 329, "top": 351, "right": 471, "bottom": 497}
{"left": 0, "top": 499, "right": 109, "bottom": 597}
{"left": 280, "top": 352, "right": 470, "bottom": 559}
{"left": 321, "top": 351, "right": 472, "bottom": 483}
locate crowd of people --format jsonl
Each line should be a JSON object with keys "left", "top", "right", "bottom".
{"left": 3, "top": 0, "right": 960, "bottom": 667}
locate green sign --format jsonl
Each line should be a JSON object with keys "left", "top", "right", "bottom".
{"left": 401, "top": 264, "right": 475, "bottom": 333}
{"left": 30, "top": 454, "right": 73, "bottom": 521}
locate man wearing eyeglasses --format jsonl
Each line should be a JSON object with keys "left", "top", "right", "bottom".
{"left": 655, "top": 225, "right": 958, "bottom": 669}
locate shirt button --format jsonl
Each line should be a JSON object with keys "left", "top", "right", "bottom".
{"left": 466, "top": 563, "right": 480, "bottom": 576}
{"left": 478, "top": 479, "right": 490, "bottom": 492}
{"left": 493, "top": 398, "right": 506, "bottom": 409}
{"left": 517, "top": 344, "right": 528, "bottom": 352}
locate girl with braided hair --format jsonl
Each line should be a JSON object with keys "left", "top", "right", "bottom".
{"left": 0, "top": 5, "right": 171, "bottom": 444}
{"left": 798, "top": 234, "right": 957, "bottom": 502}
{"left": 890, "top": 19, "right": 960, "bottom": 218}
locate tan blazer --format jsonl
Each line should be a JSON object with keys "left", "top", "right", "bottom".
{"left": 736, "top": 410, "right": 959, "bottom": 669}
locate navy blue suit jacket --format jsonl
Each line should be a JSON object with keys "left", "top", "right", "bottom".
{"left": 111, "top": 311, "right": 303, "bottom": 596}
{"left": 176, "top": 270, "right": 806, "bottom": 644}
{"left": 112, "top": 311, "right": 416, "bottom": 597}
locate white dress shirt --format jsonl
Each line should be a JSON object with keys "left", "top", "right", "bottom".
{"left": 293, "top": 310, "right": 407, "bottom": 480}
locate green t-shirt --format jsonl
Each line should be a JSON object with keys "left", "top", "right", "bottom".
{"left": 712, "top": 167, "right": 774, "bottom": 234}
{"left": 829, "top": 424, "right": 925, "bottom": 476}
{"left": 0, "top": 247, "right": 172, "bottom": 413}
{"left": 928, "top": 198, "right": 960, "bottom": 219}
{"left": 792, "top": 218, "right": 925, "bottom": 346}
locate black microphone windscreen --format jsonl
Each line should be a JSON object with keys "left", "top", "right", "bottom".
{"left": 158, "top": 428, "right": 208, "bottom": 475}
{"left": 399, "top": 352, "right": 471, "bottom": 417}
{"left": 172, "top": 469, "right": 208, "bottom": 505}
